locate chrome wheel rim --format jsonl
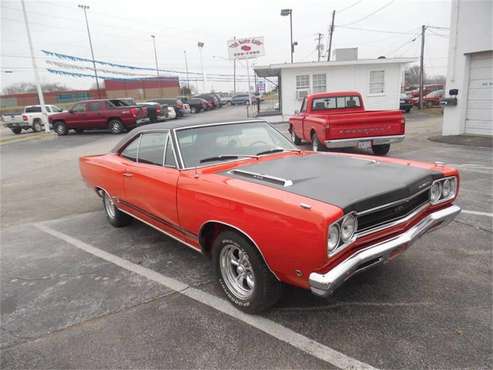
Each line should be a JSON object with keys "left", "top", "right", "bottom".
{"left": 34, "top": 122, "right": 41, "bottom": 131}
{"left": 104, "top": 194, "right": 116, "bottom": 218}
{"left": 290, "top": 130, "right": 296, "bottom": 143}
{"left": 56, "top": 125, "right": 64, "bottom": 134}
{"left": 219, "top": 245, "right": 255, "bottom": 300}
{"left": 111, "top": 121, "right": 121, "bottom": 133}
{"left": 312, "top": 138, "right": 319, "bottom": 151}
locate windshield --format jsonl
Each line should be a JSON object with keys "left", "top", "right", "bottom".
{"left": 175, "top": 121, "right": 296, "bottom": 168}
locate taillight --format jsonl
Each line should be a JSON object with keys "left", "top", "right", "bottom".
{"left": 156, "top": 106, "right": 161, "bottom": 114}
{"left": 22, "top": 115, "right": 28, "bottom": 121}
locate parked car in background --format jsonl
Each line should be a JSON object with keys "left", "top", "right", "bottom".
{"left": 79, "top": 119, "right": 461, "bottom": 313}
{"left": 400, "top": 93, "right": 413, "bottom": 113}
{"left": 219, "top": 95, "right": 232, "bottom": 105}
{"left": 180, "top": 97, "right": 209, "bottom": 113}
{"left": 1, "top": 105, "right": 63, "bottom": 134}
{"left": 48, "top": 99, "right": 148, "bottom": 135}
{"left": 109, "top": 98, "right": 136, "bottom": 107}
{"left": 423, "top": 89, "right": 444, "bottom": 107}
{"left": 138, "top": 102, "right": 167, "bottom": 123}
{"left": 194, "top": 94, "right": 220, "bottom": 109}
{"left": 231, "top": 94, "right": 252, "bottom": 105}
{"left": 289, "top": 91, "right": 405, "bottom": 155}
{"left": 166, "top": 106, "right": 177, "bottom": 119}
{"left": 152, "top": 98, "right": 186, "bottom": 117}
{"left": 408, "top": 84, "right": 444, "bottom": 98}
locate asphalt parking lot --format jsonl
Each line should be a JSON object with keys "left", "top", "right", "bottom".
{"left": 1, "top": 106, "right": 491, "bottom": 369}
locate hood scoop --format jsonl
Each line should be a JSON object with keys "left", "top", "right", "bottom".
{"left": 229, "top": 169, "right": 293, "bottom": 187}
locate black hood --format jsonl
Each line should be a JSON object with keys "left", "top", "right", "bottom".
{"left": 223, "top": 154, "right": 442, "bottom": 213}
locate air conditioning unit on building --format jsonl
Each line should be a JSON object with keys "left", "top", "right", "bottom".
{"left": 296, "top": 89, "right": 309, "bottom": 100}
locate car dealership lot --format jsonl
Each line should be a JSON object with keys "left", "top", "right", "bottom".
{"left": 1, "top": 106, "right": 491, "bottom": 369}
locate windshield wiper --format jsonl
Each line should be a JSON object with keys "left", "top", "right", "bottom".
{"left": 256, "top": 148, "right": 301, "bottom": 156}
{"left": 199, "top": 154, "right": 257, "bottom": 163}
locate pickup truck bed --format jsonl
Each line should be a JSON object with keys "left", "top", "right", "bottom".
{"left": 289, "top": 91, "right": 405, "bottom": 155}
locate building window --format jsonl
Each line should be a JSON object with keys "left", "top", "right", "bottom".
{"left": 312, "top": 73, "right": 326, "bottom": 93}
{"left": 296, "top": 75, "right": 310, "bottom": 100}
{"left": 369, "top": 70, "right": 385, "bottom": 94}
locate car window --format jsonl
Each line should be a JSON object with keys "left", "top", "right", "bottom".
{"left": 164, "top": 135, "right": 177, "bottom": 168}
{"left": 87, "top": 101, "right": 106, "bottom": 112}
{"left": 51, "top": 105, "right": 63, "bottom": 112}
{"left": 312, "top": 96, "right": 360, "bottom": 111}
{"left": 72, "top": 103, "right": 86, "bottom": 113}
{"left": 25, "top": 106, "right": 42, "bottom": 113}
{"left": 121, "top": 135, "right": 141, "bottom": 162}
{"left": 300, "top": 98, "right": 306, "bottom": 112}
{"left": 138, "top": 132, "right": 166, "bottom": 166}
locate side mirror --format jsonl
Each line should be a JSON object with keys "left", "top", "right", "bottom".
{"left": 69, "top": 109, "right": 74, "bottom": 114}
{"left": 449, "top": 89, "right": 459, "bottom": 96}
{"left": 294, "top": 110, "right": 300, "bottom": 114}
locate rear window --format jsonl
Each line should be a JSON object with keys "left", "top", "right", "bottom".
{"left": 25, "top": 106, "right": 42, "bottom": 113}
{"left": 312, "top": 96, "right": 361, "bottom": 111}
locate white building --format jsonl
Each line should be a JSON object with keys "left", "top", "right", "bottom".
{"left": 254, "top": 55, "right": 414, "bottom": 118}
{"left": 442, "top": 0, "right": 493, "bottom": 136}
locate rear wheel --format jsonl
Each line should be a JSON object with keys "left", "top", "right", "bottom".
{"left": 290, "top": 126, "right": 301, "bottom": 145}
{"left": 212, "top": 230, "right": 282, "bottom": 313}
{"left": 311, "top": 132, "right": 323, "bottom": 152}
{"left": 32, "top": 119, "right": 42, "bottom": 132}
{"left": 108, "top": 119, "right": 124, "bottom": 134}
{"left": 10, "top": 127, "right": 22, "bottom": 135}
{"left": 102, "top": 191, "right": 132, "bottom": 227}
{"left": 54, "top": 121, "right": 68, "bottom": 136}
{"left": 372, "top": 143, "right": 391, "bottom": 156}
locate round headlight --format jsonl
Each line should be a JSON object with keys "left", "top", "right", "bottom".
{"left": 442, "top": 179, "right": 451, "bottom": 198}
{"left": 430, "top": 181, "right": 442, "bottom": 203}
{"left": 328, "top": 224, "right": 340, "bottom": 252}
{"left": 341, "top": 213, "right": 357, "bottom": 242}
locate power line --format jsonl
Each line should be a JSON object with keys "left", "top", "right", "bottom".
{"left": 336, "top": 0, "right": 364, "bottom": 14}
{"left": 339, "top": 0, "right": 396, "bottom": 26}
{"left": 335, "top": 25, "right": 414, "bottom": 35}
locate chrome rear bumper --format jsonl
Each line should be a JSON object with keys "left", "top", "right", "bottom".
{"left": 324, "top": 135, "right": 405, "bottom": 149}
{"left": 309, "top": 204, "right": 461, "bottom": 297}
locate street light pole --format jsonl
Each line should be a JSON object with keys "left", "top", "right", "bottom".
{"left": 184, "top": 50, "right": 190, "bottom": 91}
{"left": 21, "top": 0, "right": 49, "bottom": 132}
{"left": 151, "top": 35, "right": 160, "bottom": 77}
{"left": 197, "top": 41, "right": 206, "bottom": 93}
{"left": 78, "top": 4, "right": 100, "bottom": 98}
{"left": 281, "top": 9, "right": 295, "bottom": 63}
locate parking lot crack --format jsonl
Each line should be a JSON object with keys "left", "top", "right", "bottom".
{"left": 454, "top": 219, "right": 492, "bottom": 234}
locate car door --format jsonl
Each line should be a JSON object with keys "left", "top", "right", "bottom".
{"left": 65, "top": 102, "right": 87, "bottom": 128}
{"left": 86, "top": 101, "right": 107, "bottom": 128}
{"left": 120, "top": 131, "right": 180, "bottom": 229}
{"left": 292, "top": 98, "right": 306, "bottom": 140}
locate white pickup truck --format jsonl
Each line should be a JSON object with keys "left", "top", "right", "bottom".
{"left": 1, "top": 105, "right": 63, "bottom": 134}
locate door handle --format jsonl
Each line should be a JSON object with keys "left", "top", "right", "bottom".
{"left": 123, "top": 172, "right": 133, "bottom": 177}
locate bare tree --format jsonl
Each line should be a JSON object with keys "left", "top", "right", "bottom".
{"left": 404, "top": 65, "right": 423, "bottom": 87}
{"left": 2, "top": 82, "right": 70, "bottom": 95}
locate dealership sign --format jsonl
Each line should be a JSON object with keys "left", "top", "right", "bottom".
{"left": 227, "top": 37, "right": 265, "bottom": 60}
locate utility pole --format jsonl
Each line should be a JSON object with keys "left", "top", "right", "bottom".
{"left": 184, "top": 50, "right": 190, "bottom": 91}
{"left": 197, "top": 42, "right": 206, "bottom": 93}
{"left": 21, "top": 0, "right": 49, "bottom": 132}
{"left": 78, "top": 4, "right": 100, "bottom": 98}
{"left": 233, "top": 36, "right": 237, "bottom": 94}
{"left": 281, "top": 9, "right": 295, "bottom": 63}
{"left": 316, "top": 33, "right": 323, "bottom": 62}
{"left": 327, "top": 10, "right": 336, "bottom": 61}
{"left": 151, "top": 35, "right": 159, "bottom": 77}
{"left": 419, "top": 25, "right": 426, "bottom": 110}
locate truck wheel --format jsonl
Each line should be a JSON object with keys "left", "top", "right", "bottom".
{"left": 102, "top": 191, "right": 132, "bottom": 227}
{"left": 212, "top": 230, "right": 282, "bottom": 313}
{"left": 54, "top": 121, "right": 68, "bottom": 136}
{"left": 290, "top": 126, "right": 301, "bottom": 145}
{"left": 10, "top": 127, "right": 22, "bottom": 135}
{"left": 108, "top": 119, "right": 124, "bottom": 134}
{"left": 32, "top": 119, "right": 42, "bottom": 132}
{"left": 372, "top": 144, "right": 391, "bottom": 156}
{"left": 311, "top": 132, "right": 324, "bottom": 152}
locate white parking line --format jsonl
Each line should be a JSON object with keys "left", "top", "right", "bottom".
{"left": 462, "top": 209, "right": 493, "bottom": 218}
{"left": 35, "top": 222, "right": 376, "bottom": 370}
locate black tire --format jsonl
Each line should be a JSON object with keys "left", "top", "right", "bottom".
{"left": 10, "top": 127, "right": 22, "bottom": 135}
{"left": 102, "top": 191, "right": 132, "bottom": 227}
{"left": 74, "top": 129, "right": 84, "bottom": 134}
{"left": 405, "top": 107, "right": 411, "bottom": 113}
{"left": 212, "top": 230, "right": 282, "bottom": 313}
{"left": 54, "top": 121, "right": 68, "bottom": 136}
{"left": 311, "top": 132, "right": 324, "bottom": 152}
{"left": 372, "top": 144, "right": 391, "bottom": 156}
{"left": 108, "top": 119, "right": 124, "bottom": 134}
{"left": 290, "top": 126, "right": 301, "bottom": 145}
{"left": 32, "top": 119, "right": 42, "bottom": 132}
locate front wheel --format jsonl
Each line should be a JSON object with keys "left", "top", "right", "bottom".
{"left": 32, "top": 119, "right": 42, "bottom": 132}
{"left": 54, "top": 121, "right": 68, "bottom": 136}
{"left": 108, "top": 119, "right": 124, "bottom": 134}
{"left": 372, "top": 143, "right": 391, "bottom": 156}
{"left": 102, "top": 191, "right": 132, "bottom": 227}
{"left": 212, "top": 230, "right": 282, "bottom": 313}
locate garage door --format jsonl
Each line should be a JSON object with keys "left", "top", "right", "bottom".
{"left": 465, "top": 51, "right": 493, "bottom": 135}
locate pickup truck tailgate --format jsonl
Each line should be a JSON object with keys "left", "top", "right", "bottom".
{"left": 326, "top": 110, "right": 404, "bottom": 140}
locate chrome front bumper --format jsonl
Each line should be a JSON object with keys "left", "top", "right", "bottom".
{"left": 324, "top": 135, "right": 405, "bottom": 149}
{"left": 309, "top": 205, "right": 461, "bottom": 297}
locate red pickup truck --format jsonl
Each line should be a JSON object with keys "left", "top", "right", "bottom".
{"left": 48, "top": 99, "right": 149, "bottom": 136}
{"left": 289, "top": 91, "right": 405, "bottom": 155}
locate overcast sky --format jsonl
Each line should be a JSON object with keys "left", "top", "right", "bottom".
{"left": 1, "top": 0, "right": 451, "bottom": 93}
